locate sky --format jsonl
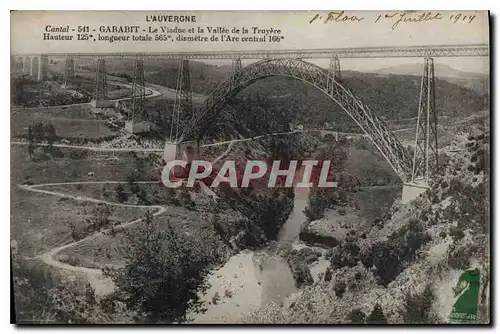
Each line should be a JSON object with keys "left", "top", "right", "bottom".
{"left": 198, "top": 57, "right": 490, "bottom": 75}
{"left": 11, "top": 10, "right": 490, "bottom": 74}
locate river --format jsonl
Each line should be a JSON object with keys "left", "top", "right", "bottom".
{"left": 277, "top": 187, "right": 310, "bottom": 242}
{"left": 187, "top": 185, "right": 400, "bottom": 323}
{"left": 187, "top": 186, "right": 309, "bottom": 324}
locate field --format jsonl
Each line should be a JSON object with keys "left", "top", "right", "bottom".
{"left": 10, "top": 146, "right": 160, "bottom": 184}
{"left": 10, "top": 72, "right": 140, "bottom": 141}
{"left": 10, "top": 186, "right": 149, "bottom": 257}
{"left": 10, "top": 144, "right": 157, "bottom": 252}
{"left": 11, "top": 105, "right": 119, "bottom": 140}
{"left": 11, "top": 64, "right": 199, "bottom": 279}
{"left": 10, "top": 133, "right": 226, "bottom": 278}
{"left": 55, "top": 205, "right": 223, "bottom": 269}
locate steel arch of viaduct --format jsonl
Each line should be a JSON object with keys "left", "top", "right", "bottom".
{"left": 180, "top": 58, "right": 413, "bottom": 182}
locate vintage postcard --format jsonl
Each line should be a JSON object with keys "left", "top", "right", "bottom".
{"left": 10, "top": 10, "right": 490, "bottom": 324}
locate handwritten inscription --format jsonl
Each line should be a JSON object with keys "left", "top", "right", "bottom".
{"left": 309, "top": 11, "right": 363, "bottom": 24}
{"left": 309, "top": 11, "right": 477, "bottom": 30}
{"left": 449, "top": 13, "right": 476, "bottom": 24}
{"left": 376, "top": 12, "right": 443, "bottom": 30}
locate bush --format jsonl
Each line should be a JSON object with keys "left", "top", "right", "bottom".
{"left": 449, "top": 227, "right": 465, "bottom": 241}
{"left": 12, "top": 258, "right": 132, "bottom": 324}
{"left": 299, "top": 229, "right": 339, "bottom": 248}
{"left": 366, "top": 303, "right": 388, "bottom": 324}
{"left": 109, "top": 211, "right": 215, "bottom": 323}
{"left": 288, "top": 248, "right": 321, "bottom": 265}
{"left": 324, "top": 248, "right": 335, "bottom": 260}
{"left": 99, "top": 293, "right": 118, "bottom": 314}
{"left": 333, "top": 281, "right": 346, "bottom": 298}
{"left": 402, "top": 285, "right": 435, "bottom": 324}
{"left": 212, "top": 292, "right": 220, "bottom": 305}
{"left": 304, "top": 189, "right": 338, "bottom": 222}
{"left": 12, "top": 259, "right": 58, "bottom": 323}
{"left": 448, "top": 178, "right": 465, "bottom": 195}
{"left": 330, "top": 242, "right": 361, "bottom": 269}
{"left": 346, "top": 309, "right": 366, "bottom": 324}
{"left": 137, "top": 187, "right": 152, "bottom": 206}
{"left": 221, "top": 188, "right": 294, "bottom": 243}
{"left": 286, "top": 248, "right": 321, "bottom": 288}
{"left": 69, "top": 222, "right": 83, "bottom": 241}
{"left": 361, "top": 219, "right": 430, "bottom": 286}
{"left": 115, "top": 184, "right": 128, "bottom": 203}
{"left": 289, "top": 262, "right": 313, "bottom": 288}
{"left": 88, "top": 204, "right": 113, "bottom": 231}
{"left": 324, "top": 267, "right": 333, "bottom": 282}
{"left": 447, "top": 242, "right": 471, "bottom": 270}
{"left": 176, "top": 189, "right": 195, "bottom": 210}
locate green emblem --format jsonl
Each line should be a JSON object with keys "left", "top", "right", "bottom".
{"left": 450, "top": 268, "right": 481, "bottom": 323}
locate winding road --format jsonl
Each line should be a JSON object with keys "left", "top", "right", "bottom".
{"left": 12, "top": 71, "right": 235, "bottom": 289}
{"left": 13, "top": 139, "right": 237, "bottom": 293}
{"left": 12, "top": 75, "right": 171, "bottom": 294}
{"left": 11, "top": 129, "right": 368, "bottom": 154}
{"left": 18, "top": 181, "right": 166, "bottom": 294}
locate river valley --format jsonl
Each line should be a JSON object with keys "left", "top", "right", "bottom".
{"left": 187, "top": 184, "right": 400, "bottom": 323}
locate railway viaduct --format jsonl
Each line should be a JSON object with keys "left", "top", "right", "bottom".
{"left": 11, "top": 43, "right": 489, "bottom": 203}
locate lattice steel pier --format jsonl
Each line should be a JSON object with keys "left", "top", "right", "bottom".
{"left": 91, "top": 58, "right": 111, "bottom": 108}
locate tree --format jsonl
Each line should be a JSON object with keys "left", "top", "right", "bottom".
{"left": 366, "top": 303, "right": 388, "bottom": 324}
{"left": 115, "top": 184, "right": 128, "bottom": 203}
{"left": 45, "top": 124, "right": 57, "bottom": 147}
{"left": 111, "top": 211, "right": 212, "bottom": 323}
{"left": 176, "top": 189, "right": 194, "bottom": 210}
{"left": 127, "top": 172, "right": 140, "bottom": 195}
{"left": 137, "top": 187, "right": 152, "bottom": 205}
{"left": 11, "top": 78, "right": 27, "bottom": 105}
{"left": 304, "top": 189, "right": 338, "bottom": 222}
{"left": 12, "top": 258, "right": 134, "bottom": 324}
{"left": 32, "top": 121, "right": 46, "bottom": 142}
{"left": 346, "top": 309, "right": 367, "bottom": 324}
{"left": 27, "top": 125, "right": 34, "bottom": 158}
{"left": 403, "top": 285, "right": 435, "bottom": 324}
{"left": 90, "top": 204, "right": 113, "bottom": 230}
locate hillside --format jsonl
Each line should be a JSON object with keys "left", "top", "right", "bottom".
{"left": 247, "top": 117, "right": 490, "bottom": 324}
{"left": 79, "top": 59, "right": 487, "bottom": 138}
{"left": 245, "top": 125, "right": 490, "bottom": 324}
{"left": 223, "top": 72, "right": 487, "bottom": 134}
{"left": 80, "top": 58, "right": 230, "bottom": 96}
{"left": 375, "top": 63, "right": 487, "bottom": 78}
{"left": 342, "top": 71, "right": 487, "bottom": 119}
{"left": 134, "top": 63, "right": 487, "bottom": 143}
{"left": 84, "top": 58, "right": 487, "bottom": 124}
{"left": 373, "top": 63, "right": 489, "bottom": 95}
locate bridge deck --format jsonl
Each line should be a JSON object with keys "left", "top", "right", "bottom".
{"left": 12, "top": 44, "right": 489, "bottom": 59}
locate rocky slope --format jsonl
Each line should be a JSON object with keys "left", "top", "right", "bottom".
{"left": 245, "top": 127, "right": 490, "bottom": 324}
